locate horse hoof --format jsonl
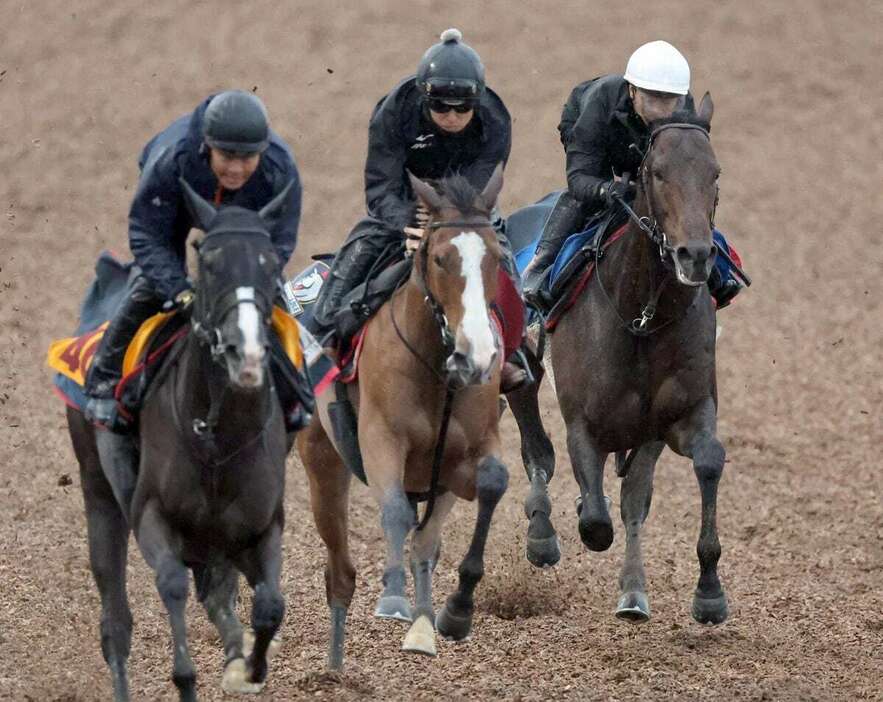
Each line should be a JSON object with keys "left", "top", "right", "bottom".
{"left": 221, "top": 658, "right": 265, "bottom": 695}
{"left": 436, "top": 604, "right": 472, "bottom": 641}
{"left": 578, "top": 513, "right": 614, "bottom": 552}
{"left": 402, "top": 614, "right": 437, "bottom": 657}
{"left": 616, "top": 591, "right": 651, "bottom": 622}
{"left": 526, "top": 534, "right": 561, "bottom": 568}
{"left": 374, "top": 595, "right": 413, "bottom": 622}
{"left": 242, "top": 629, "right": 282, "bottom": 660}
{"left": 692, "top": 593, "right": 729, "bottom": 624}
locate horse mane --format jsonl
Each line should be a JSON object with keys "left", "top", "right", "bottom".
{"left": 434, "top": 174, "right": 489, "bottom": 215}
{"left": 648, "top": 109, "right": 711, "bottom": 133}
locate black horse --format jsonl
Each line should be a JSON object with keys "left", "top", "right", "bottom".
{"left": 67, "top": 180, "right": 295, "bottom": 701}
{"left": 513, "top": 95, "right": 732, "bottom": 624}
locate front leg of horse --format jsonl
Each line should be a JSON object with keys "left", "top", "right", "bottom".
{"left": 690, "top": 433, "right": 728, "bottom": 623}
{"left": 507, "top": 376, "right": 559, "bottom": 568}
{"left": 615, "top": 442, "right": 663, "bottom": 623}
{"left": 402, "top": 491, "right": 456, "bottom": 657}
{"left": 374, "top": 489, "right": 417, "bottom": 623}
{"left": 136, "top": 502, "right": 197, "bottom": 702}
{"left": 234, "top": 521, "right": 286, "bottom": 691}
{"left": 566, "top": 423, "right": 613, "bottom": 551}
{"left": 670, "top": 404, "right": 729, "bottom": 624}
{"left": 436, "top": 456, "right": 509, "bottom": 641}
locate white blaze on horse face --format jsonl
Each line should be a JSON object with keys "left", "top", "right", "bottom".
{"left": 451, "top": 232, "right": 496, "bottom": 373}
{"left": 235, "top": 286, "right": 264, "bottom": 386}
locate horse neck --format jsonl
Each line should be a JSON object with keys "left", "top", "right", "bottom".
{"left": 177, "top": 333, "right": 272, "bottom": 435}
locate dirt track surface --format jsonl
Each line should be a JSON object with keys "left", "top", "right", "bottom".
{"left": 2, "top": 1, "right": 881, "bottom": 699}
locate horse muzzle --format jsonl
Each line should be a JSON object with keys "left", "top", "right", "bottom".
{"left": 445, "top": 348, "right": 498, "bottom": 389}
{"left": 225, "top": 346, "right": 267, "bottom": 390}
{"left": 672, "top": 242, "right": 717, "bottom": 287}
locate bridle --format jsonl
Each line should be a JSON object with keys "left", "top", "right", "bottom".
{"left": 187, "top": 234, "right": 277, "bottom": 451}
{"left": 599, "top": 122, "right": 716, "bottom": 336}
{"left": 191, "top": 235, "right": 275, "bottom": 363}
{"left": 389, "top": 215, "right": 496, "bottom": 531}
{"left": 390, "top": 216, "right": 496, "bottom": 383}
{"left": 617, "top": 122, "right": 716, "bottom": 261}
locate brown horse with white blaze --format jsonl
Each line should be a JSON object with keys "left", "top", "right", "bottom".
{"left": 297, "top": 167, "right": 510, "bottom": 668}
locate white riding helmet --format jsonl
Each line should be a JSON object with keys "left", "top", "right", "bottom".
{"left": 624, "top": 40, "right": 690, "bottom": 95}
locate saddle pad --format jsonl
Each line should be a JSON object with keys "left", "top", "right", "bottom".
{"left": 544, "top": 224, "right": 629, "bottom": 333}
{"left": 48, "top": 306, "right": 305, "bottom": 412}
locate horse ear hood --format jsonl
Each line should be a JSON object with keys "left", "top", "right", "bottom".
{"left": 179, "top": 177, "right": 217, "bottom": 232}
{"left": 259, "top": 178, "right": 295, "bottom": 227}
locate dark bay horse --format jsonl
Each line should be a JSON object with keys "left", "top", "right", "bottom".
{"left": 528, "top": 94, "right": 731, "bottom": 624}
{"left": 67, "top": 181, "right": 295, "bottom": 701}
{"left": 297, "top": 168, "right": 510, "bottom": 667}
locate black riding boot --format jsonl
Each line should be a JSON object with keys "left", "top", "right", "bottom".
{"left": 83, "top": 275, "right": 163, "bottom": 429}
{"left": 522, "top": 191, "right": 585, "bottom": 311}
{"left": 309, "top": 228, "right": 395, "bottom": 345}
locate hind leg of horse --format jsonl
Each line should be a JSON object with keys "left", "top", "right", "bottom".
{"left": 402, "top": 491, "right": 457, "bottom": 657}
{"left": 233, "top": 520, "right": 285, "bottom": 690}
{"left": 72, "top": 415, "right": 133, "bottom": 702}
{"left": 299, "top": 424, "right": 356, "bottom": 671}
{"left": 566, "top": 422, "right": 613, "bottom": 551}
{"left": 506, "top": 372, "right": 559, "bottom": 568}
{"left": 615, "top": 441, "right": 664, "bottom": 623}
{"left": 669, "top": 400, "right": 729, "bottom": 624}
{"left": 135, "top": 500, "right": 197, "bottom": 702}
{"left": 436, "top": 456, "right": 509, "bottom": 641}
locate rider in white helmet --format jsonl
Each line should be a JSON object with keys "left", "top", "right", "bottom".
{"left": 523, "top": 40, "right": 742, "bottom": 310}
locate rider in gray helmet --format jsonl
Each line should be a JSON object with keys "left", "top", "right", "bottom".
{"left": 83, "top": 90, "right": 302, "bottom": 431}
{"left": 311, "top": 29, "right": 529, "bottom": 390}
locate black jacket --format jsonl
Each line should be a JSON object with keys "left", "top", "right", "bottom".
{"left": 365, "top": 76, "right": 511, "bottom": 230}
{"left": 129, "top": 97, "right": 302, "bottom": 300}
{"left": 558, "top": 74, "right": 694, "bottom": 212}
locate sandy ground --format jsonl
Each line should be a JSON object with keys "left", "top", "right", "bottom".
{"left": 1, "top": 0, "right": 881, "bottom": 699}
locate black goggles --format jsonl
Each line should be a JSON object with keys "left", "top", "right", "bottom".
{"left": 427, "top": 99, "right": 475, "bottom": 114}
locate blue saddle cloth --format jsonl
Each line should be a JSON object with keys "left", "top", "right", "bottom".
{"left": 506, "top": 191, "right": 736, "bottom": 293}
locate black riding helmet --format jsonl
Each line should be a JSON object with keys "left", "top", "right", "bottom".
{"left": 203, "top": 90, "right": 270, "bottom": 154}
{"left": 416, "top": 28, "right": 485, "bottom": 104}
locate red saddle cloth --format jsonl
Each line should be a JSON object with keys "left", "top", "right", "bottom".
{"left": 314, "top": 269, "right": 524, "bottom": 396}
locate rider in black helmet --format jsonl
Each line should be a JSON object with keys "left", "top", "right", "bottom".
{"left": 83, "top": 90, "right": 303, "bottom": 430}
{"left": 312, "top": 29, "right": 528, "bottom": 390}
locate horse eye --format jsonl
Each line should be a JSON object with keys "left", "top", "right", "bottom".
{"left": 433, "top": 254, "right": 445, "bottom": 268}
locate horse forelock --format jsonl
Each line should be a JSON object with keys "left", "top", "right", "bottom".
{"left": 433, "top": 175, "right": 491, "bottom": 216}
{"left": 201, "top": 206, "right": 273, "bottom": 241}
{"left": 648, "top": 109, "right": 711, "bottom": 134}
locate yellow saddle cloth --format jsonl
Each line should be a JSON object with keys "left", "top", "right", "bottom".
{"left": 47, "top": 306, "right": 303, "bottom": 388}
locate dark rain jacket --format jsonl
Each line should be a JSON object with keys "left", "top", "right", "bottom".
{"left": 364, "top": 75, "right": 511, "bottom": 230}
{"left": 558, "top": 74, "right": 694, "bottom": 212}
{"left": 128, "top": 96, "right": 302, "bottom": 300}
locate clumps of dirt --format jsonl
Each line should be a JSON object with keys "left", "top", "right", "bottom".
{"left": 294, "top": 670, "right": 375, "bottom": 696}
{"left": 478, "top": 566, "right": 572, "bottom": 620}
